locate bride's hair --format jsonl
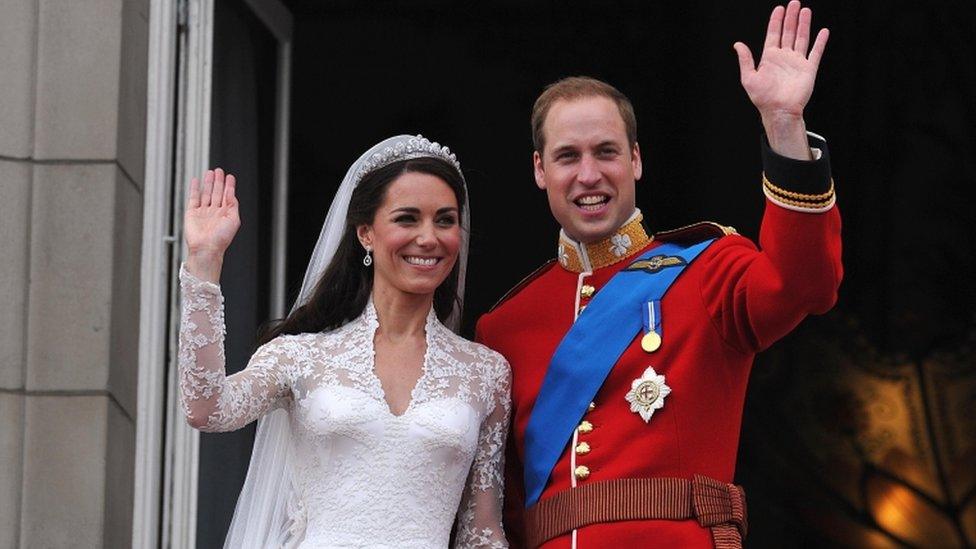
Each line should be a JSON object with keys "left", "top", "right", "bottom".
{"left": 258, "top": 157, "right": 466, "bottom": 345}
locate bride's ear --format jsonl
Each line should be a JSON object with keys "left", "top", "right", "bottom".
{"left": 356, "top": 224, "right": 373, "bottom": 249}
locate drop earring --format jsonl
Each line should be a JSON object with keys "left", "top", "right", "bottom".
{"left": 363, "top": 246, "right": 373, "bottom": 267}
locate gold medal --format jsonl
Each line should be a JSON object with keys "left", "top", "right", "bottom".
{"left": 641, "top": 331, "right": 662, "bottom": 353}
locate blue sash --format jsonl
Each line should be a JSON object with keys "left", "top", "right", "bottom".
{"left": 523, "top": 239, "right": 715, "bottom": 507}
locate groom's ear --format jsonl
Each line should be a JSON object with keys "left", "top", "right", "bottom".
{"left": 533, "top": 150, "right": 547, "bottom": 190}
{"left": 356, "top": 224, "right": 373, "bottom": 248}
{"left": 631, "top": 142, "right": 643, "bottom": 182}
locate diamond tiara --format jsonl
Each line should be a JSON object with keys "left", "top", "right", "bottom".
{"left": 354, "top": 134, "right": 462, "bottom": 185}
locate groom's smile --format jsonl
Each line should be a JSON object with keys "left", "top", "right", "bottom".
{"left": 573, "top": 192, "right": 612, "bottom": 213}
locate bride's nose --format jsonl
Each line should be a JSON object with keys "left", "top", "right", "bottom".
{"left": 415, "top": 224, "right": 436, "bottom": 247}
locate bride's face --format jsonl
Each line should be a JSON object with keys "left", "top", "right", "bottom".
{"left": 359, "top": 172, "right": 461, "bottom": 297}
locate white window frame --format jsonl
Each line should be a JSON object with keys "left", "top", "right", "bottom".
{"left": 133, "top": 0, "right": 292, "bottom": 546}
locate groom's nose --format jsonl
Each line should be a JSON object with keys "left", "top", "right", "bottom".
{"left": 576, "top": 154, "right": 601, "bottom": 186}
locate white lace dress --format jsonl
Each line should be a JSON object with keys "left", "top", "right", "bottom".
{"left": 178, "top": 266, "right": 511, "bottom": 548}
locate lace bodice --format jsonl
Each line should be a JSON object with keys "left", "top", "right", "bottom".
{"left": 178, "top": 266, "right": 510, "bottom": 548}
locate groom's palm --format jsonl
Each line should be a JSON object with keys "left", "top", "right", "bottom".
{"left": 740, "top": 48, "right": 818, "bottom": 117}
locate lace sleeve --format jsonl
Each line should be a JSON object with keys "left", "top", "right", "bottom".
{"left": 178, "top": 264, "right": 293, "bottom": 432}
{"left": 455, "top": 354, "right": 512, "bottom": 548}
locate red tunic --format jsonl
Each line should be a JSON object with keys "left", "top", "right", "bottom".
{"left": 476, "top": 138, "right": 842, "bottom": 548}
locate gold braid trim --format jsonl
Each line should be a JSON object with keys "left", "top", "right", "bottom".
{"left": 764, "top": 193, "right": 835, "bottom": 209}
{"left": 762, "top": 174, "right": 835, "bottom": 201}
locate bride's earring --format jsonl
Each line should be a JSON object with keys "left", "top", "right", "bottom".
{"left": 363, "top": 246, "right": 373, "bottom": 267}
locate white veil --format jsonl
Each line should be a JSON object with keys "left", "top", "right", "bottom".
{"left": 223, "top": 135, "right": 470, "bottom": 548}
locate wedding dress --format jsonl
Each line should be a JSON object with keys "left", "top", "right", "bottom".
{"left": 178, "top": 265, "right": 510, "bottom": 548}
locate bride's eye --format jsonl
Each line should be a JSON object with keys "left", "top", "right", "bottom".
{"left": 436, "top": 215, "right": 457, "bottom": 227}
{"left": 394, "top": 214, "right": 417, "bottom": 224}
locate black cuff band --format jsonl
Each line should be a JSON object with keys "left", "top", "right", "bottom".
{"left": 760, "top": 133, "right": 832, "bottom": 195}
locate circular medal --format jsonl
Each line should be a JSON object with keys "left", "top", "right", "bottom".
{"left": 641, "top": 331, "right": 662, "bottom": 353}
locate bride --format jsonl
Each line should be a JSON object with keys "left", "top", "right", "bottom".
{"left": 178, "top": 135, "right": 510, "bottom": 548}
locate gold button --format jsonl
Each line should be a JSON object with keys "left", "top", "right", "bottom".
{"left": 574, "top": 465, "right": 590, "bottom": 480}
{"left": 580, "top": 285, "right": 595, "bottom": 298}
{"left": 578, "top": 420, "right": 593, "bottom": 434}
{"left": 588, "top": 402, "right": 596, "bottom": 412}
{"left": 575, "top": 442, "right": 591, "bottom": 455}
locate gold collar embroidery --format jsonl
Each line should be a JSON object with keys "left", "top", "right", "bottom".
{"left": 557, "top": 210, "right": 653, "bottom": 273}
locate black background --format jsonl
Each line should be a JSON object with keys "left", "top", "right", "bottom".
{"left": 284, "top": 0, "right": 976, "bottom": 347}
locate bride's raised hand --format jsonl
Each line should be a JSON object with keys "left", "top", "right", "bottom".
{"left": 184, "top": 168, "right": 240, "bottom": 281}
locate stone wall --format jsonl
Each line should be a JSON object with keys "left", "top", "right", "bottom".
{"left": 0, "top": 0, "right": 148, "bottom": 546}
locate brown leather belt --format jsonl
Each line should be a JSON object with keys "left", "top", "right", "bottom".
{"left": 523, "top": 475, "right": 747, "bottom": 548}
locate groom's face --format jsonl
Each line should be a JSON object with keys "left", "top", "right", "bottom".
{"left": 534, "top": 96, "right": 642, "bottom": 244}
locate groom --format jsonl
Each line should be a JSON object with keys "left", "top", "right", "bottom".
{"left": 476, "top": 2, "right": 841, "bottom": 548}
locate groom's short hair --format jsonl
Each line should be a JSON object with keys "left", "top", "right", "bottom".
{"left": 531, "top": 76, "right": 638, "bottom": 154}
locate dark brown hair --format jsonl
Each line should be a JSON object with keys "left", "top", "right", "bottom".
{"left": 257, "top": 156, "right": 466, "bottom": 345}
{"left": 531, "top": 76, "right": 637, "bottom": 154}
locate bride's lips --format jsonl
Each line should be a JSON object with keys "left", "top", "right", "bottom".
{"left": 401, "top": 255, "right": 443, "bottom": 271}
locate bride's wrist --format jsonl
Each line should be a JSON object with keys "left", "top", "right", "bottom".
{"left": 186, "top": 251, "right": 224, "bottom": 284}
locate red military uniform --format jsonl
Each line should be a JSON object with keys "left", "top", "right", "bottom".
{"left": 476, "top": 135, "right": 842, "bottom": 548}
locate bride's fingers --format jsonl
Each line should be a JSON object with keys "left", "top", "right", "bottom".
{"left": 224, "top": 174, "right": 237, "bottom": 208}
{"left": 188, "top": 177, "right": 201, "bottom": 209}
{"left": 200, "top": 169, "right": 214, "bottom": 207}
{"left": 213, "top": 168, "right": 226, "bottom": 208}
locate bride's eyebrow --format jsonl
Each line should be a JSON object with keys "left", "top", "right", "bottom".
{"left": 389, "top": 207, "right": 459, "bottom": 215}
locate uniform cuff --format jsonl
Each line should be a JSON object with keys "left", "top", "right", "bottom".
{"left": 761, "top": 131, "right": 835, "bottom": 213}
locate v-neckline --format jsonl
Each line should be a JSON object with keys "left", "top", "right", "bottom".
{"left": 363, "top": 300, "right": 436, "bottom": 418}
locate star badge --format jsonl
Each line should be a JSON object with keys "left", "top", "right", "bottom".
{"left": 625, "top": 366, "right": 671, "bottom": 423}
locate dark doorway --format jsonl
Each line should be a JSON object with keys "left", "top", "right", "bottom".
{"left": 196, "top": 2, "right": 278, "bottom": 547}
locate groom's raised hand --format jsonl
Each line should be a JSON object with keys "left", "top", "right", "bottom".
{"left": 733, "top": 1, "right": 829, "bottom": 160}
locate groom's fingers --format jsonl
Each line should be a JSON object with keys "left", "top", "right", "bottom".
{"left": 781, "top": 1, "right": 801, "bottom": 51}
{"left": 764, "top": 5, "right": 786, "bottom": 51}
{"left": 808, "top": 28, "right": 829, "bottom": 66}
{"left": 733, "top": 43, "right": 756, "bottom": 81}
{"left": 795, "top": 7, "right": 812, "bottom": 54}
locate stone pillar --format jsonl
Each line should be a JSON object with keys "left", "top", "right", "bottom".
{"left": 0, "top": 0, "right": 149, "bottom": 546}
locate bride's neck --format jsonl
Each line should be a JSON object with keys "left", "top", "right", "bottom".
{"left": 370, "top": 282, "right": 432, "bottom": 340}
